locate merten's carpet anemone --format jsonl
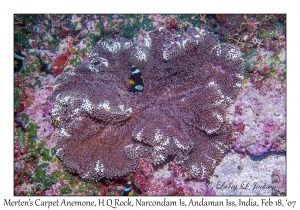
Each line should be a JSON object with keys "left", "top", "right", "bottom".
{"left": 51, "top": 27, "right": 244, "bottom": 181}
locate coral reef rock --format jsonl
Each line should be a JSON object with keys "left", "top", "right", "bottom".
{"left": 271, "top": 169, "right": 286, "bottom": 196}
{"left": 210, "top": 152, "right": 285, "bottom": 195}
{"left": 230, "top": 49, "right": 286, "bottom": 156}
{"left": 133, "top": 160, "right": 216, "bottom": 196}
{"left": 51, "top": 27, "right": 244, "bottom": 181}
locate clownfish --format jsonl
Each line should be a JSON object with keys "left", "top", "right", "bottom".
{"left": 122, "top": 181, "right": 133, "bottom": 196}
{"left": 52, "top": 118, "right": 61, "bottom": 128}
{"left": 14, "top": 50, "right": 27, "bottom": 73}
{"left": 128, "top": 66, "right": 144, "bottom": 93}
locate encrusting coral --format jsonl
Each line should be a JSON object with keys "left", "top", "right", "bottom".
{"left": 51, "top": 27, "right": 244, "bottom": 181}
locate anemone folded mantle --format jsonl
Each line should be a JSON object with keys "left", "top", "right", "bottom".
{"left": 51, "top": 27, "right": 244, "bottom": 181}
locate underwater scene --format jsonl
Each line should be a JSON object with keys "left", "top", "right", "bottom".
{"left": 14, "top": 14, "right": 286, "bottom": 196}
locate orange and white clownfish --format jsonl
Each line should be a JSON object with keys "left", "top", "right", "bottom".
{"left": 128, "top": 66, "right": 144, "bottom": 93}
{"left": 122, "top": 181, "right": 133, "bottom": 196}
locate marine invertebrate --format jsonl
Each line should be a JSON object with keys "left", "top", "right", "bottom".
{"left": 51, "top": 27, "right": 244, "bottom": 181}
{"left": 50, "top": 52, "right": 69, "bottom": 76}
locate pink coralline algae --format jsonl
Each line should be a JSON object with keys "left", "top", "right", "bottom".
{"left": 132, "top": 160, "right": 215, "bottom": 196}
{"left": 51, "top": 27, "right": 244, "bottom": 181}
{"left": 230, "top": 49, "right": 286, "bottom": 156}
{"left": 16, "top": 73, "right": 58, "bottom": 144}
{"left": 271, "top": 169, "right": 286, "bottom": 195}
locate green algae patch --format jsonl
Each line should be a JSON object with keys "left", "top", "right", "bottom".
{"left": 30, "top": 149, "right": 39, "bottom": 158}
{"left": 102, "top": 33, "right": 114, "bottom": 41}
{"left": 37, "top": 142, "right": 46, "bottom": 153}
{"left": 119, "top": 19, "right": 140, "bottom": 38}
{"left": 21, "top": 113, "right": 29, "bottom": 125}
{"left": 60, "top": 187, "right": 72, "bottom": 195}
{"left": 35, "top": 79, "right": 42, "bottom": 88}
{"left": 53, "top": 171, "right": 61, "bottom": 179}
{"left": 57, "top": 158, "right": 62, "bottom": 165}
{"left": 51, "top": 147, "right": 56, "bottom": 155}
{"left": 243, "top": 47, "right": 257, "bottom": 60}
{"left": 36, "top": 183, "right": 44, "bottom": 191}
{"left": 41, "top": 148, "right": 53, "bottom": 162}
{"left": 180, "top": 14, "right": 201, "bottom": 29}
{"left": 119, "top": 25, "right": 136, "bottom": 38}
{"left": 33, "top": 158, "right": 39, "bottom": 164}
{"left": 28, "top": 130, "right": 37, "bottom": 138}
{"left": 14, "top": 87, "right": 21, "bottom": 110}
{"left": 244, "top": 61, "right": 251, "bottom": 72}
{"left": 258, "top": 30, "right": 271, "bottom": 39}
{"left": 35, "top": 162, "right": 49, "bottom": 182}
{"left": 14, "top": 87, "right": 21, "bottom": 101}
{"left": 52, "top": 171, "right": 61, "bottom": 184}
{"left": 76, "top": 185, "right": 85, "bottom": 194}
{"left": 27, "top": 136, "right": 37, "bottom": 149}
{"left": 93, "top": 189, "right": 100, "bottom": 195}
{"left": 85, "top": 188, "right": 91, "bottom": 195}
{"left": 26, "top": 122, "right": 37, "bottom": 132}
{"left": 88, "top": 31, "right": 102, "bottom": 42}
{"left": 15, "top": 127, "right": 26, "bottom": 145}
{"left": 141, "top": 16, "right": 156, "bottom": 32}
{"left": 174, "top": 29, "right": 184, "bottom": 36}
{"left": 42, "top": 175, "right": 54, "bottom": 189}
{"left": 14, "top": 100, "right": 20, "bottom": 110}
{"left": 62, "top": 171, "right": 72, "bottom": 180}
{"left": 70, "top": 178, "right": 79, "bottom": 188}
